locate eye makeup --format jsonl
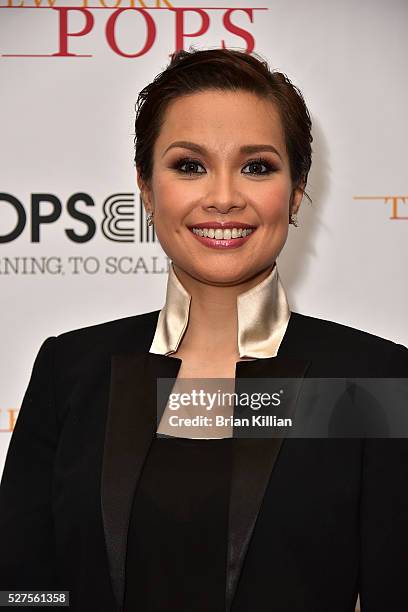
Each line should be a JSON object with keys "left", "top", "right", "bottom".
{"left": 170, "top": 156, "right": 278, "bottom": 176}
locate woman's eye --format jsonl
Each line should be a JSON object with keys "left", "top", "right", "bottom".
{"left": 175, "top": 159, "right": 206, "bottom": 175}
{"left": 173, "top": 157, "right": 276, "bottom": 176}
{"left": 242, "top": 158, "right": 275, "bottom": 175}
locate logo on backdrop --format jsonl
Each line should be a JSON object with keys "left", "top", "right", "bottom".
{"left": 354, "top": 195, "right": 408, "bottom": 220}
{"left": 0, "top": 2, "right": 266, "bottom": 58}
{"left": 0, "top": 191, "right": 172, "bottom": 275}
{"left": 0, "top": 409, "right": 18, "bottom": 434}
{"left": 0, "top": 191, "right": 156, "bottom": 243}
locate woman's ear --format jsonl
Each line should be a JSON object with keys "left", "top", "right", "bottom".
{"left": 290, "top": 180, "right": 306, "bottom": 216}
{"left": 136, "top": 168, "right": 154, "bottom": 215}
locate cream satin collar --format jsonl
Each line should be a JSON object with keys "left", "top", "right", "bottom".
{"left": 149, "top": 261, "right": 291, "bottom": 359}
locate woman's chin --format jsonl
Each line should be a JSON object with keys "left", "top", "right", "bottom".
{"left": 174, "top": 261, "right": 271, "bottom": 288}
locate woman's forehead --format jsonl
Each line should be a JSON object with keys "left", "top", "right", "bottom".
{"left": 155, "top": 90, "right": 286, "bottom": 158}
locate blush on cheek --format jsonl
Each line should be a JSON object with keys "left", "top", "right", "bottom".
{"left": 265, "top": 201, "right": 289, "bottom": 222}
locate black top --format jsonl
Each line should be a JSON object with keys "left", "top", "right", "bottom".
{"left": 124, "top": 434, "right": 233, "bottom": 612}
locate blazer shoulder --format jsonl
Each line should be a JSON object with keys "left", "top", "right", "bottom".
{"left": 54, "top": 309, "right": 161, "bottom": 355}
{"left": 289, "top": 311, "right": 408, "bottom": 374}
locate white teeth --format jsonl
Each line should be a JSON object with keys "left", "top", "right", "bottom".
{"left": 192, "top": 227, "right": 253, "bottom": 239}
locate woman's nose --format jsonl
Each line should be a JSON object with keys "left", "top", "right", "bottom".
{"left": 203, "top": 172, "right": 246, "bottom": 214}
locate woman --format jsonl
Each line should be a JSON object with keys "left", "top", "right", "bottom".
{"left": 0, "top": 48, "right": 407, "bottom": 612}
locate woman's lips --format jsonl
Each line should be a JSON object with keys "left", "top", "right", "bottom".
{"left": 188, "top": 227, "right": 257, "bottom": 249}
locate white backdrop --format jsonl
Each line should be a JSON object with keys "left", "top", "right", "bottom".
{"left": 1, "top": 0, "right": 407, "bottom": 547}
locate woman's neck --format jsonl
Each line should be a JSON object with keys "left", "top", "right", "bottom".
{"left": 172, "top": 263, "right": 275, "bottom": 359}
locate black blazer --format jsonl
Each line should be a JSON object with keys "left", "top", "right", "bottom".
{"left": 0, "top": 310, "right": 407, "bottom": 612}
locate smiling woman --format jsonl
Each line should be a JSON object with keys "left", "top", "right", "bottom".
{"left": 0, "top": 47, "right": 407, "bottom": 612}
{"left": 134, "top": 53, "right": 313, "bottom": 385}
{"left": 142, "top": 90, "right": 298, "bottom": 279}
{"left": 135, "top": 56, "right": 310, "bottom": 298}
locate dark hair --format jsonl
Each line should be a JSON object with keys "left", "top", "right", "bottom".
{"left": 134, "top": 47, "right": 312, "bottom": 194}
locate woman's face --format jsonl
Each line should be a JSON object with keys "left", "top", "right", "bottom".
{"left": 138, "top": 89, "right": 304, "bottom": 287}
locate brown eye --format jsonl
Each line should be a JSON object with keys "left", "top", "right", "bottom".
{"left": 174, "top": 158, "right": 206, "bottom": 175}
{"left": 242, "top": 158, "right": 276, "bottom": 175}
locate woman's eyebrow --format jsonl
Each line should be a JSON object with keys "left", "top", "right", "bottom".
{"left": 162, "top": 140, "right": 282, "bottom": 160}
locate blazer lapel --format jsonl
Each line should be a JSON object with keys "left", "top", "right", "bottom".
{"left": 100, "top": 351, "right": 182, "bottom": 612}
{"left": 226, "top": 354, "right": 311, "bottom": 611}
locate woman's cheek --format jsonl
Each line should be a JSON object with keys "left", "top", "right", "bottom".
{"left": 259, "top": 200, "right": 288, "bottom": 225}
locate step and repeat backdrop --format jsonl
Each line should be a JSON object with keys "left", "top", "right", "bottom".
{"left": 2, "top": 0, "right": 407, "bottom": 467}
{"left": 0, "top": 4, "right": 407, "bottom": 603}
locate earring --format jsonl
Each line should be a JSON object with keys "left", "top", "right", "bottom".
{"left": 289, "top": 213, "right": 299, "bottom": 227}
{"left": 146, "top": 211, "right": 154, "bottom": 226}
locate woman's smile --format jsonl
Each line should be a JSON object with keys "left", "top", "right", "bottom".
{"left": 187, "top": 221, "right": 258, "bottom": 249}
